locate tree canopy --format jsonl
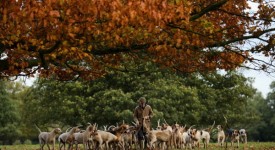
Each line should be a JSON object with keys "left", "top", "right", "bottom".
{"left": 0, "top": 0, "right": 274, "bottom": 80}
{"left": 22, "top": 68, "right": 256, "bottom": 129}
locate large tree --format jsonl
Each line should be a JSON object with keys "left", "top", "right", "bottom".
{"left": 0, "top": 0, "right": 274, "bottom": 80}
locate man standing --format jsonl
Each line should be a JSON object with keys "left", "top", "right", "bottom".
{"left": 133, "top": 97, "right": 153, "bottom": 149}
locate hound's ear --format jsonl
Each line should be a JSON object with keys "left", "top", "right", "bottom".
{"left": 89, "top": 126, "right": 94, "bottom": 131}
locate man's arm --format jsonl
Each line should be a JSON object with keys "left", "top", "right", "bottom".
{"left": 144, "top": 105, "right": 154, "bottom": 119}
{"left": 147, "top": 105, "right": 154, "bottom": 119}
{"left": 133, "top": 108, "right": 139, "bottom": 125}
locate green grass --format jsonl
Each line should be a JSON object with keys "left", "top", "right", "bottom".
{"left": 0, "top": 142, "right": 275, "bottom": 150}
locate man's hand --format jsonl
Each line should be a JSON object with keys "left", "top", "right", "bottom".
{"left": 144, "top": 116, "right": 150, "bottom": 119}
{"left": 134, "top": 118, "right": 139, "bottom": 126}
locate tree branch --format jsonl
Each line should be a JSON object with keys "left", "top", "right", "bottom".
{"left": 208, "top": 28, "right": 275, "bottom": 48}
{"left": 90, "top": 43, "right": 151, "bottom": 55}
{"left": 190, "top": 0, "right": 228, "bottom": 21}
{"left": 38, "top": 41, "right": 61, "bottom": 69}
{"left": 218, "top": 8, "right": 275, "bottom": 23}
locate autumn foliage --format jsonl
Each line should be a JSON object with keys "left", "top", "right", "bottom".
{"left": 0, "top": 0, "right": 274, "bottom": 80}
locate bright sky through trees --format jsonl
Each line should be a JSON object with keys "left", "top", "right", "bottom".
{"left": 240, "top": 1, "right": 275, "bottom": 98}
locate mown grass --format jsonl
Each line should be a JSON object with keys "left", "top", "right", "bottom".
{"left": 0, "top": 142, "right": 275, "bottom": 150}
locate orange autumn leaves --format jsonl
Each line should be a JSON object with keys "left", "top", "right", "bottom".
{"left": 0, "top": 0, "right": 266, "bottom": 79}
{"left": 151, "top": 45, "right": 246, "bottom": 73}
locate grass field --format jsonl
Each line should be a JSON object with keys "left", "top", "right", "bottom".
{"left": 1, "top": 142, "right": 275, "bottom": 150}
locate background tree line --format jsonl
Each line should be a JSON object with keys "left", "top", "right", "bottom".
{"left": 1, "top": 64, "right": 275, "bottom": 144}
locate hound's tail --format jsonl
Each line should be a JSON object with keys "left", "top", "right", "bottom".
{"left": 34, "top": 124, "right": 42, "bottom": 133}
{"left": 208, "top": 121, "right": 216, "bottom": 133}
{"left": 65, "top": 127, "right": 72, "bottom": 132}
{"left": 188, "top": 125, "right": 196, "bottom": 131}
{"left": 223, "top": 115, "right": 230, "bottom": 130}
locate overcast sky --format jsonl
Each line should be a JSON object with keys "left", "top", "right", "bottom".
{"left": 241, "top": 1, "right": 275, "bottom": 98}
{"left": 241, "top": 69, "right": 274, "bottom": 98}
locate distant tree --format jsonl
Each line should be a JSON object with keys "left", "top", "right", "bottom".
{"left": 0, "top": 80, "right": 21, "bottom": 144}
{"left": 183, "top": 71, "right": 257, "bottom": 125}
{"left": 22, "top": 79, "right": 91, "bottom": 126}
{"left": 267, "top": 81, "right": 275, "bottom": 114}
{"left": 256, "top": 81, "right": 275, "bottom": 141}
{"left": 241, "top": 81, "right": 275, "bottom": 141}
{"left": 245, "top": 92, "right": 267, "bottom": 141}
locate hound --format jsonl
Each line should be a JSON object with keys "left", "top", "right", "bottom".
{"left": 91, "top": 123, "right": 129, "bottom": 150}
{"left": 223, "top": 116, "right": 240, "bottom": 148}
{"left": 172, "top": 123, "right": 186, "bottom": 149}
{"left": 239, "top": 129, "right": 247, "bottom": 144}
{"left": 91, "top": 130, "right": 121, "bottom": 150}
{"left": 182, "top": 125, "right": 195, "bottom": 149}
{"left": 74, "top": 123, "right": 96, "bottom": 150}
{"left": 230, "top": 129, "right": 240, "bottom": 148}
{"left": 190, "top": 129, "right": 210, "bottom": 148}
{"left": 190, "top": 121, "right": 215, "bottom": 149}
{"left": 35, "top": 125, "right": 62, "bottom": 150}
{"left": 58, "top": 126, "right": 81, "bottom": 150}
{"left": 121, "top": 126, "right": 137, "bottom": 150}
{"left": 147, "top": 123, "right": 173, "bottom": 150}
{"left": 217, "top": 125, "right": 225, "bottom": 147}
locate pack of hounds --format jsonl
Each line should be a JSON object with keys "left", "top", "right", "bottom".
{"left": 34, "top": 118, "right": 248, "bottom": 150}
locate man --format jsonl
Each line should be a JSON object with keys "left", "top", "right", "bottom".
{"left": 133, "top": 97, "right": 153, "bottom": 149}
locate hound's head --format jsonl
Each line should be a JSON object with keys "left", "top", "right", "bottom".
{"left": 187, "top": 125, "right": 195, "bottom": 136}
{"left": 88, "top": 125, "right": 94, "bottom": 132}
{"left": 239, "top": 129, "right": 246, "bottom": 135}
{"left": 161, "top": 123, "right": 170, "bottom": 130}
{"left": 91, "top": 131, "right": 99, "bottom": 136}
{"left": 54, "top": 128, "right": 62, "bottom": 134}
{"left": 232, "top": 129, "right": 240, "bottom": 137}
{"left": 72, "top": 126, "right": 81, "bottom": 133}
{"left": 114, "top": 123, "right": 129, "bottom": 133}
{"left": 156, "top": 126, "right": 162, "bottom": 130}
{"left": 173, "top": 123, "right": 180, "bottom": 130}
{"left": 160, "top": 123, "right": 173, "bottom": 132}
{"left": 120, "top": 124, "right": 129, "bottom": 130}
{"left": 156, "top": 119, "right": 162, "bottom": 130}
{"left": 89, "top": 123, "right": 98, "bottom": 133}
{"left": 189, "top": 129, "right": 200, "bottom": 140}
{"left": 217, "top": 125, "right": 223, "bottom": 131}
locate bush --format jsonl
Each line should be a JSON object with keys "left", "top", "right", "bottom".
{"left": 12, "top": 140, "right": 21, "bottom": 145}
{"left": 23, "top": 139, "right": 32, "bottom": 145}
